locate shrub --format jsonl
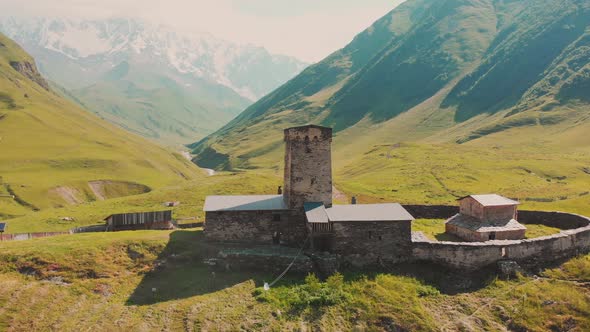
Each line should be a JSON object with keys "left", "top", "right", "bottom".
{"left": 416, "top": 284, "right": 440, "bottom": 297}
{"left": 254, "top": 273, "right": 352, "bottom": 313}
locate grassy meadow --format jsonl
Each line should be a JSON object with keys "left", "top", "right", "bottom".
{"left": 0, "top": 32, "right": 205, "bottom": 218}
{"left": 1, "top": 172, "right": 281, "bottom": 234}
{"left": 2, "top": 95, "right": 589, "bottom": 329}
{"left": 0, "top": 228, "right": 589, "bottom": 331}
{"left": 1, "top": 151, "right": 588, "bottom": 330}
{"left": 334, "top": 142, "right": 590, "bottom": 216}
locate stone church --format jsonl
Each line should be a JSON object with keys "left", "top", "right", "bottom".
{"left": 204, "top": 125, "right": 415, "bottom": 258}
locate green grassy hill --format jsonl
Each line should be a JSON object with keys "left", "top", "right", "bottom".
{"left": 72, "top": 60, "right": 250, "bottom": 146}
{"left": 0, "top": 228, "right": 588, "bottom": 331}
{"left": 0, "top": 33, "right": 203, "bottom": 216}
{"left": 191, "top": 0, "right": 590, "bottom": 170}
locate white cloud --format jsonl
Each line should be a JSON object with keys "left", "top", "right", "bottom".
{"left": 0, "top": 0, "right": 405, "bottom": 62}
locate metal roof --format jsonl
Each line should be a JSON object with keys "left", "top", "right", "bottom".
{"left": 460, "top": 194, "right": 519, "bottom": 207}
{"left": 304, "top": 202, "right": 329, "bottom": 223}
{"left": 204, "top": 195, "right": 287, "bottom": 212}
{"left": 325, "top": 203, "right": 414, "bottom": 222}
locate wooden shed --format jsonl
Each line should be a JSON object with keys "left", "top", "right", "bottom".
{"left": 105, "top": 210, "right": 175, "bottom": 231}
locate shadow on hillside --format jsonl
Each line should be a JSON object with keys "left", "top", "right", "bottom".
{"left": 127, "top": 231, "right": 502, "bottom": 305}
{"left": 338, "top": 262, "right": 498, "bottom": 296}
{"left": 126, "top": 230, "right": 276, "bottom": 306}
{"left": 392, "top": 262, "right": 498, "bottom": 295}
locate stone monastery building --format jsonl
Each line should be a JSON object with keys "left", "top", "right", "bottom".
{"left": 202, "top": 125, "right": 590, "bottom": 271}
{"left": 446, "top": 195, "right": 526, "bottom": 242}
{"left": 204, "top": 125, "right": 414, "bottom": 258}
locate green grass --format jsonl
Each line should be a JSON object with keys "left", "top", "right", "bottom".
{"left": 192, "top": 0, "right": 590, "bottom": 175}
{"left": 524, "top": 224, "right": 562, "bottom": 239}
{"left": 335, "top": 143, "right": 590, "bottom": 217}
{"left": 412, "top": 219, "right": 463, "bottom": 242}
{"left": 72, "top": 64, "right": 248, "bottom": 146}
{"left": 1, "top": 172, "right": 281, "bottom": 234}
{"left": 0, "top": 229, "right": 588, "bottom": 331}
{"left": 0, "top": 32, "right": 204, "bottom": 212}
{"left": 543, "top": 255, "right": 590, "bottom": 282}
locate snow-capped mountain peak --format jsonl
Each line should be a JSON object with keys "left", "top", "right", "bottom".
{"left": 0, "top": 16, "right": 308, "bottom": 100}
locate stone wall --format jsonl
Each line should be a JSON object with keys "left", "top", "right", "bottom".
{"left": 413, "top": 212, "right": 590, "bottom": 270}
{"left": 459, "top": 197, "right": 485, "bottom": 220}
{"left": 403, "top": 205, "right": 458, "bottom": 219}
{"left": 332, "top": 220, "right": 412, "bottom": 264}
{"left": 403, "top": 204, "right": 590, "bottom": 230}
{"left": 216, "top": 247, "right": 314, "bottom": 274}
{"left": 412, "top": 241, "right": 504, "bottom": 270}
{"left": 518, "top": 210, "right": 590, "bottom": 229}
{"left": 483, "top": 205, "right": 517, "bottom": 223}
{"left": 283, "top": 126, "right": 333, "bottom": 209}
{"left": 205, "top": 203, "right": 590, "bottom": 272}
{"left": 204, "top": 210, "right": 307, "bottom": 246}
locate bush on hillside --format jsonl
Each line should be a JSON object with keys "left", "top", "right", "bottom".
{"left": 254, "top": 272, "right": 352, "bottom": 313}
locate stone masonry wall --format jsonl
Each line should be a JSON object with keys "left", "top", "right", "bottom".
{"left": 413, "top": 210, "right": 590, "bottom": 270}
{"left": 483, "top": 205, "right": 517, "bottom": 223}
{"left": 332, "top": 220, "right": 412, "bottom": 264}
{"left": 204, "top": 210, "right": 308, "bottom": 246}
{"left": 403, "top": 205, "right": 459, "bottom": 219}
{"left": 283, "top": 126, "right": 332, "bottom": 209}
{"left": 459, "top": 197, "right": 485, "bottom": 220}
{"left": 445, "top": 223, "right": 485, "bottom": 242}
{"left": 518, "top": 210, "right": 589, "bottom": 229}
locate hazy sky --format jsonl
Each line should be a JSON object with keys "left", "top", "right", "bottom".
{"left": 0, "top": 0, "right": 405, "bottom": 62}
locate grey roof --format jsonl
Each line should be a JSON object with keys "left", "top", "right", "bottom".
{"left": 446, "top": 214, "right": 526, "bottom": 232}
{"left": 204, "top": 195, "right": 287, "bottom": 212}
{"left": 304, "top": 202, "right": 329, "bottom": 223}
{"left": 325, "top": 203, "right": 414, "bottom": 222}
{"left": 460, "top": 194, "right": 519, "bottom": 207}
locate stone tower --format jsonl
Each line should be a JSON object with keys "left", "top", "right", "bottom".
{"left": 283, "top": 125, "right": 333, "bottom": 210}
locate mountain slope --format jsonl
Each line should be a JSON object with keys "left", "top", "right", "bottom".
{"left": 71, "top": 60, "right": 248, "bottom": 143}
{"left": 191, "top": 0, "right": 590, "bottom": 170}
{"left": 0, "top": 32, "right": 203, "bottom": 215}
{"left": 0, "top": 17, "right": 308, "bottom": 145}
